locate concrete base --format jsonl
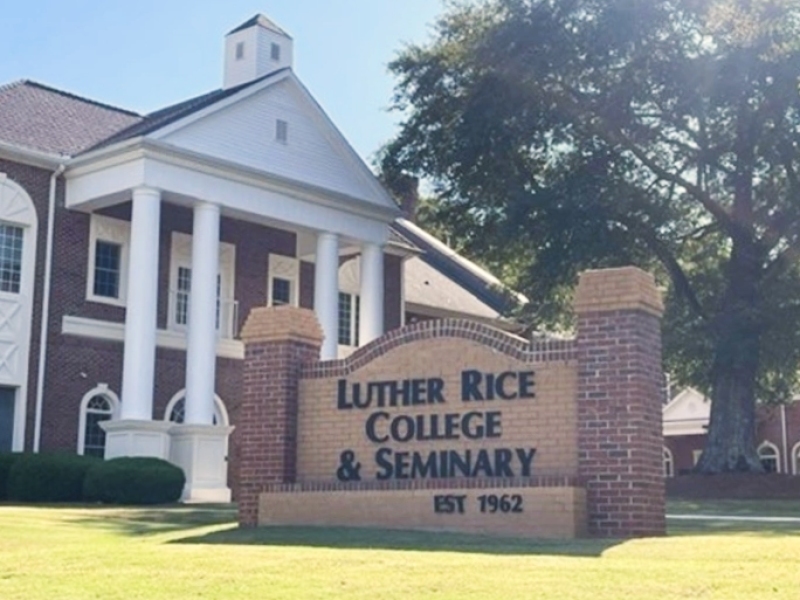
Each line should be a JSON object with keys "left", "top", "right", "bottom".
{"left": 169, "top": 423, "right": 235, "bottom": 503}
{"left": 100, "top": 419, "right": 172, "bottom": 460}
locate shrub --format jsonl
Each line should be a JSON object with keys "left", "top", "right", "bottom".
{"left": 83, "top": 457, "right": 185, "bottom": 505}
{"left": 7, "top": 453, "right": 100, "bottom": 502}
{"left": 0, "top": 453, "right": 25, "bottom": 501}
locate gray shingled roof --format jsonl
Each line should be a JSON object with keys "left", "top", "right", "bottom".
{"left": 0, "top": 80, "right": 142, "bottom": 155}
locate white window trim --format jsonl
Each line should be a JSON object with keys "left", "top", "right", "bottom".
{"left": 663, "top": 447, "right": 674, "bottom": 478}
{"left": 792, "top": 440, "right": 800, "bottom": 475}
{"left": 76, "top": 383, "right": 120, "bottom": 456}
{"left": 86, "top": 215, "right": 130, "bottom": 307}
{"left": 267, "top": 254, "right": 299, "bottom": 307}
{"left": 337, "top": 256, "right": 361, "bottom": 352}
{"left": 757, "top": 440, "right": 781, "bottom": 473}
{"left": 167, "top": 232, "right": 236, "bottom": 338}
{"left": 163, "top": 389, "right": 229, "bottom": 426}
{"left": 0, "top": 173, "right": 39, "bottom": 452}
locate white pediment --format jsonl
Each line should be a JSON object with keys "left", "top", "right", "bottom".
{"left": 154, "top": 75, "right": 396, "bottom": 212}
{"left": 663, "top": 387, "right": 710, "bottom": 436}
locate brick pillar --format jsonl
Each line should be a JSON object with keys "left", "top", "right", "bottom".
{"left": 575, "top": 267, "right": 665, "bottom": 538}
{"left": 238, "top": 306, "right": 323, "bottom": 527}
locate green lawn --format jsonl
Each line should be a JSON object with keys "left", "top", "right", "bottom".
{"left": 0, "top": 500, "right": 798, "bottom": 599}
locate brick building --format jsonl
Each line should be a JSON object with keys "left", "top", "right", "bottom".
{"left": 0, "top": 14, "right": 519, "bottom": 502}
{"left": 663, "top": 387, "right": 800, "bottom": 476}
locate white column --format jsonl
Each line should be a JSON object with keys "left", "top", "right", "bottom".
{"left": 359, "top": 242, "right": 385, "bottom": 345}
{"left": 120, "top": 187, "right": 161, "bottom": 421}
{"left": 314, "top": 232, "right": 339, "bottom": 360}
{"left": 184, "top": 202, "right": 220, "bottom": 425}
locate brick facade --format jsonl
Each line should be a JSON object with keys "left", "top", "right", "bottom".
{"left": 240, "top": 268, "right": 666, "bottom": 539}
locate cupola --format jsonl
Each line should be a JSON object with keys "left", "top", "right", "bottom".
{"left": 223, "top": 14, "right": 293, "bottom": 89}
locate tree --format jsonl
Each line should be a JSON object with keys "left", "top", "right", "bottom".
{"left": 384, "top": 0, "right": 800, "bottom": 472}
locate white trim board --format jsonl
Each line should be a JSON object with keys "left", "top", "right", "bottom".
{"left": 61, "top": 315, "right": 244, "bottom": 360}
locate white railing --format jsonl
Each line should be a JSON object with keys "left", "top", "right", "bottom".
{"left": 169, "top": 289, "right": 239, "bottom": 340}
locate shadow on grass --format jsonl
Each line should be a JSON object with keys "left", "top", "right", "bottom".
{"left": 66, "top": 504, "right": 238, "bottom": 536}
{"left": 667, "top": 519, "right": 800, "bottom": 537}
{"left": 171, "top": 524, "right": 621, "bottom": 557}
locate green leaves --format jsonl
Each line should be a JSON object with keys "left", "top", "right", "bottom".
{"left": 387, "top": 0, "right": 800, "bottom": 470}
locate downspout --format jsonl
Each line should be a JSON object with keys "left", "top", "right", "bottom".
{"left": 33, "top": 163, "right": 65, "bottom": 452}
{"left": 780, "top": 403, "right": 789, "bottom": 474}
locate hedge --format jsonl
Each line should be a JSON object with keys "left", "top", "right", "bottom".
{"left": 7, "top": 453, "right": 100, "bottom": 502}
{"left": 83, "top": 457, "right": 185, "bottom": 505}
{"left": 0, "top": 452, "right": 25, "bottom": 501}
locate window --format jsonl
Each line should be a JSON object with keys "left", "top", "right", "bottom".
{"left": 164, "top": 391, "right": 228, "bottom": 426}
{"left": 276, "top": 119, "right": 288, "bottom": 143}
{"left": 87, "top": 215, "right": 129, "bottom": 305}
{"left": 175, "top": 266, "right": 192, "bottom": 326}
{"left": 338, "top": 292, "right": 360, "bottom": 347}
{"left": 173, "top": 267, "right": 223, "bottom": 329}
{"left": 77, "top": 385, "right": 119, "bottom": 457}
{"left": 168, "top": 232, "right": 236, "bottom": 338}
{"left": 271, "top": 278, "right": 292, "bottom": 305}
{"left": 93, "top": 241, "right": 121, "bottom": 298}
{"left": 793, "top": 441, "right": 800, "bottom": 475}
{"left": 0, "top": 224, "right": 24, "bottom": 294}
{"left": 235, "top": 41, "right": 245, "bottom": 60}
{"left": 758, "top": 441, "right": 780, "bottom": 473}
{"left": 267, "top": 254, "right": 299, "bottom": 307}
{"left": 663, "top": 447, "right": 674, "bottom": 478}
{"left": 692, "top": 449, "right": 703, "bottom": 466}
{"left": 270, "top": 42, "right": 281, "bottom": 61}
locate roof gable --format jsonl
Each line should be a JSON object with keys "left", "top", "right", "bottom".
{"left": 152, "top": 73, "right": 396, "bottom": 209}
{"left": 663, "top": 387, "right": 710, "bottom": 435}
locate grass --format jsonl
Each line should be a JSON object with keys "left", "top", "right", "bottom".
{"left": 0, "top": 500, "right": 798, "bottom": 599}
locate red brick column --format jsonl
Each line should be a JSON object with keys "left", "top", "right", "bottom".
{"left": 575, "top": 267, "right": 665, "bottom": 537}
{"left": 238, "top": 306, "right": 323, "bottom": 527}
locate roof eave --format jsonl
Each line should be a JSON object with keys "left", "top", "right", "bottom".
{"left": 0, "top": 140, "right": 68, "bottom": 169}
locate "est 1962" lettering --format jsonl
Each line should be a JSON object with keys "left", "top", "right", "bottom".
{"left": 433, "top": 494, "right": 524, "bottom": 515}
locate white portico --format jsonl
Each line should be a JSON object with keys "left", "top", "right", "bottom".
{"left": 73, "top": 15, "right": 399, "bottom": 502}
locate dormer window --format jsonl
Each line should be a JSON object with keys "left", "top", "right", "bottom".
{"left": 276, "top": 119, "right": 288, "bottom": 143}
{"left": 271, "top": 42, "right": 281, "bottom": 61}
{"left": 235, "top": 42, "right": 245, "bottom": 60}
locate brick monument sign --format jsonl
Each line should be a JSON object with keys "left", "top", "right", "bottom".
{"left": 237, "top": 267, "right": 665, "bottom": 538}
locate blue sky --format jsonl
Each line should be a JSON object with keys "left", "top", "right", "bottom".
{"left": 0, "top": 0, "right": 444, "bottom": 163}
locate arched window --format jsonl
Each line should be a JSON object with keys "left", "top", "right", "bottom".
{"left": 164, "top": 390, "right": 229, "bottom": 426}
{"left": 791, "top": 441, "right": 800, "bottom": 475}
{"left": 77, "top": 384, "right": 120, "bottom": 457}
{"left": 757, "top": 441, "right": 781, "bottom": 474}
{"left": 663, "top": 447, "right": 674, "bottom": 478}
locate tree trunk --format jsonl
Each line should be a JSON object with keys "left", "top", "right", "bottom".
{"left": 695, "top": 239, "right": 763, "bottom": 473}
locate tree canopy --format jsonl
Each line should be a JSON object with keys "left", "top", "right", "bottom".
{"left": 384, "top": 0, "right": 800, "bottom": 472}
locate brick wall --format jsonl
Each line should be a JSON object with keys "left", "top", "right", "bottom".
{"left": 575, "top": 267, "right": 666, "bottom": 537}
{"left": 238, "top": 306, "right": 323, "bottom": 525}
{"left": 240, "top": 273, "right": 666, "bottom": 539}
{"left": 296, "top": 328, "right": 578, "bottom": 483}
